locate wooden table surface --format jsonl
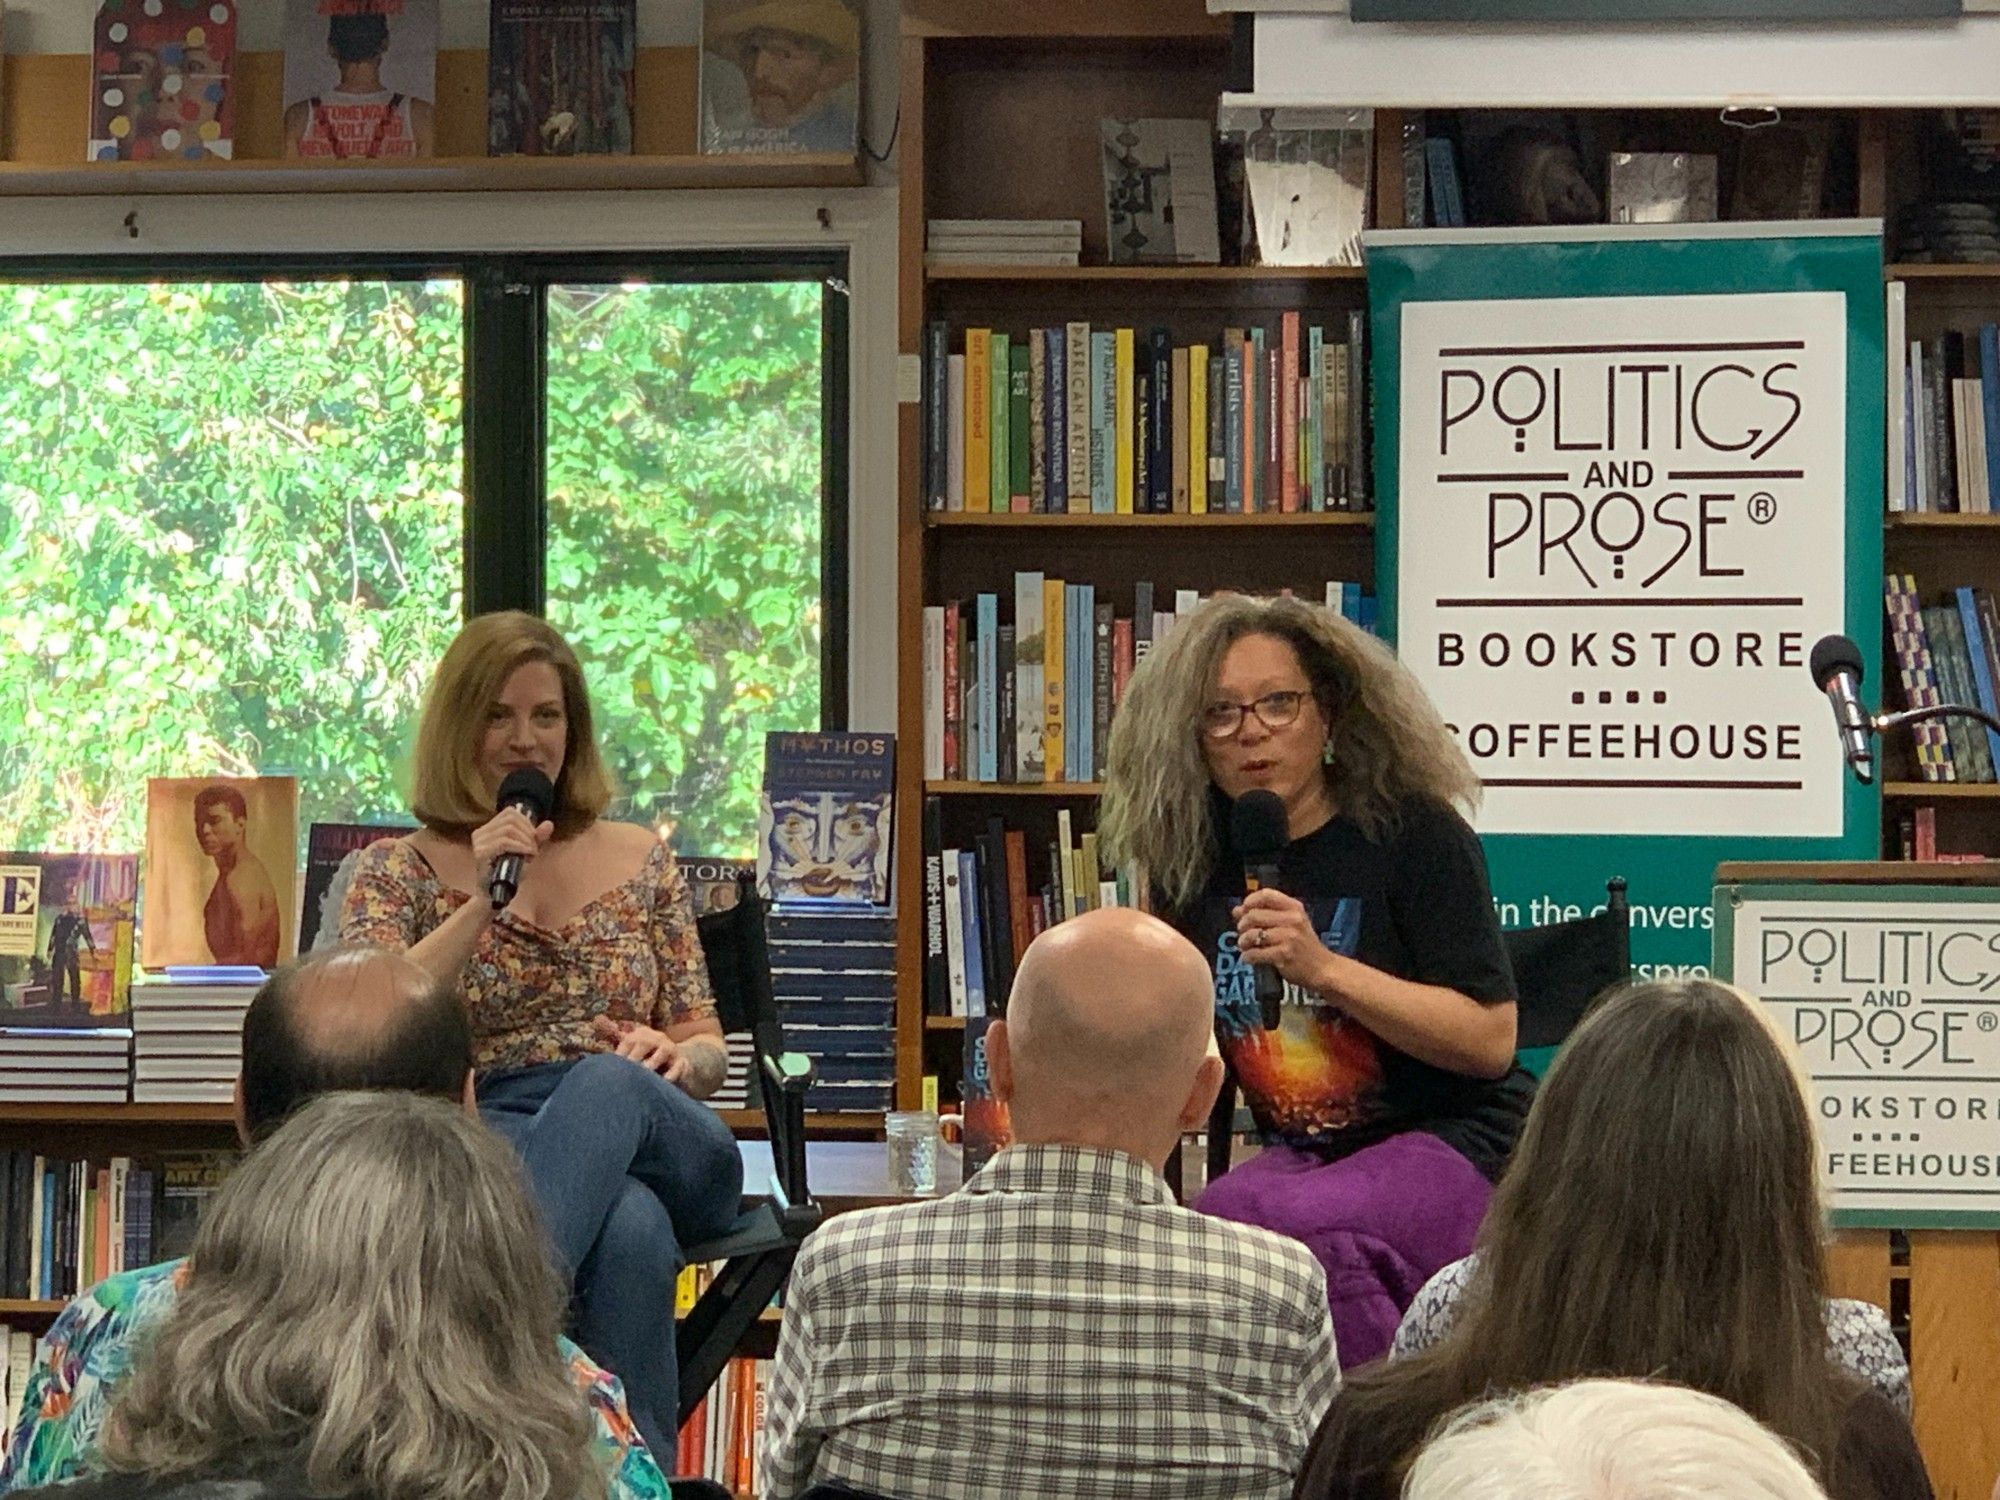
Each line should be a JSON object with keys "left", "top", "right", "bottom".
{"left": 737, "top": 1139, "right": 966, "bottom": 1214}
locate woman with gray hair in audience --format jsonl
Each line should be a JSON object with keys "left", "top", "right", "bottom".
{"left": 11, "top": 1090, "right": 607, "bottom": 1500}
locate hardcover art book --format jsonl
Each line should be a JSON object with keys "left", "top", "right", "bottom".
{"left": 0, "top": 854, "right": 139, "bottom": 1024}
{"left": 283, "top": 0, "right": 438, "bottom": 160}
{"left": 757, "top": 732, "right": 894, "bottom": 906}
{"left": 298, "top": 821, "right": 413, "bottom": 953}
{"left": 487, "top": 0, "right": 635, "bottom": 157}
{"left": 681, "top": 854, "right": 756, "bottom": 916}
{"left": 90, "top": 0, "right": 237, "bottom": 163}
{"left": 1217, "top": 104, "right": 1373, "bottom": 267}
{"left": 699, "top": 0, "right": 860, "bottom": 156}
{"left": 1100, "top": 117, "right": 1222, "bottom": 266}
{"left": 141, "top": 776, "right": 299, "bottom": 971}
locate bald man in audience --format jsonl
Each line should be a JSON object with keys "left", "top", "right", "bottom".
{"left": 762, "top": 907, "right": 1340, "bottom": 1500}
{"left": 0, "top": 947, "right": 670, "bottom": 1498}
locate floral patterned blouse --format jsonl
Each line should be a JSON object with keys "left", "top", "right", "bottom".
{"left": 338, "top": 837, "right": 717, "bottom": 1072}
{"left": 1392, "top": 1253, "right": 1914, "bottom": 1418}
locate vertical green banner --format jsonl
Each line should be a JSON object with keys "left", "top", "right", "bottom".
{"left": 1368, "top": 225, "right": 1883, "bottom": 978}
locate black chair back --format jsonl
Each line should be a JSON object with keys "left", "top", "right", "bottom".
{"left": 1503, "top": 876, "right": 1632, "bottom": 1052}
{"left": 694, "top": 872, "right": 807, "bottom": 1203}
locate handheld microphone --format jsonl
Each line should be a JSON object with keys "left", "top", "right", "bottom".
{"left": 488, "top": 767, "right": 555, "bottom": 910}
{"left": 1808, "top": 634, "right": 1874, "bottom": 786}
{"left": 1230, "top": 789, "right": 1289, "bottom": 1031}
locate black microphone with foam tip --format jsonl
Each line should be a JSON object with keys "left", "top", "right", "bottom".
{"left": 1230, "top": 789, "right": 1289, "bottom": 1031}
{"left": 1808, "top": 634, "right": 1874, "bottom": 786}
{"left": 488, "top": 767, "right": 555, "bottom": 911}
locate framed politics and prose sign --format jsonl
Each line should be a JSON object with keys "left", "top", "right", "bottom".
{"left": 1369, "top": 225, "right": 1883, "bottom": 980}
{"left": 1715, "top": 875, "right": 2000, "bottom": 1228}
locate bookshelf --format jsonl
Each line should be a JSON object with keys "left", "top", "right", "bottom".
{"left": 895, "top": 0, "right": 1386, "bottom": 1107}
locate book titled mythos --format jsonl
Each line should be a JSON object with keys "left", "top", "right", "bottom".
{"left": 757, "top": 732, "right": 895, "bottom": 906}
{"left": 488, "top": 0, "right": 635, "bottom": 156}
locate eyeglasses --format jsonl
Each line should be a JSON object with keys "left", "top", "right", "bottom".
{"left": 1200, "top": 690, "right": 1307, "bottom": 740}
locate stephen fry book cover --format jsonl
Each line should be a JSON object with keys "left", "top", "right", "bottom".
{"left": 282, "top": 0, "right": 439, "bottom": 160}
{"left": 0, "top": 853, "right": 139, "bottom": 1023}
{"left": 487, "top": 0, "right": 635, "bottom": 157}
{"left": 142, "top": 776, "right": 299, "bottom": 971}
{"left": 757, "top": 732, "right": 894, "bottom": 906}
{"left": 90, "top": 0, "right": 237, "bottom": 163}
{"left": 699, "top": 0, "right": 860, "bottom": 156}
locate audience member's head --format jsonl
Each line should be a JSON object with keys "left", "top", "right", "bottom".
{"left": 1403, "top": 1380, "right": 1829, "bottom": 1500}
{"left": 989, "top": 907, "right": 1223, "bottom": 1169}
{"left": 1300, "top": 977, "right": 1850, "bottom": 1498}
{"left": 237, "top": 945, "right": 473, "bottom": 1143}
{"left": 101, "top": 1091, "right": 602, "bottom": 1500}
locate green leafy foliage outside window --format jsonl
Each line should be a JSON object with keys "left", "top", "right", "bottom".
{"left": 0, "top": 276, "right": 827, "bottom": 860}
{"left": 545, "top": 279, "right": 824, "bottom": 859}
{"left": 0, "top": 279, "right": 466, "bottom": 852}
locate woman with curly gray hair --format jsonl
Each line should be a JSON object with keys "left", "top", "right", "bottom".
{"left": 26, "top": 1090, "right": 607, "bottom": 1500}
{"left": 1100, "top": 594, "right": 1529, "bottom": 1369}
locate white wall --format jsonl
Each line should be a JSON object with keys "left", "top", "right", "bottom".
{"left": 0, "top": 0, "right": 904, "bottom": 733}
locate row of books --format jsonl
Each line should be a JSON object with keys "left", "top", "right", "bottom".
{"left": 1885, "top": 308, "right": 2000, "bottom": 514}
{"left": 0, "top": 1149, "right": 230, "bottom": 1303}
{"left": 920, "top": 579, "right": 1375, "bottom": 787}
{"left": 921, "top": 311, "right": 1373, "bottom": 516}
{"left": 1884, "top": 574, "right": 2000, "bottom": 783}
{"left": 675, "top": 1355, "right": 771, "bottom": 1493}
{"left": 1893, "top": 806, "right": 1993, "bottom": 863}
{"left": 920, "top": 801, "right": 1140, "bottom": 1020}
{"left": 672, "top": 1261, "right": 772, "bottom": 1493}
{"left": 81, "top": 0, "right": 859, "bottom": 166}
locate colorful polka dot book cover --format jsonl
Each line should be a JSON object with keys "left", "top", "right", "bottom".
{"left": 90, "top": 0, "right": 237, "bottom": 164}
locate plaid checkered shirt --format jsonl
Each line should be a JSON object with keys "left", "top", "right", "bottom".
{"left": 761, "top": 1143, "right": 1340, "bottom": 1500}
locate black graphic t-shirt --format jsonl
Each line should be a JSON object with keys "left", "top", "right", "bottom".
{"left": 1175, "top": 796, "right": 1533, "bottom": 1182}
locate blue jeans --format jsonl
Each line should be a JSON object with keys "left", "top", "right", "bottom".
{"left": 479, "top": 1052, "right": 746, "bottom": 1461}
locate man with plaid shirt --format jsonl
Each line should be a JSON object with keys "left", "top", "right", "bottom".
{"left": 763, "top": 908, "right": 1340, "bottom": 1500}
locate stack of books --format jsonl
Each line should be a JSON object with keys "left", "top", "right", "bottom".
{"left": 768, "top": 906, "right": 895, "bottom": 1116}
{"left": 926, "top": 218, "right": 1083, "bottom": 269}
{"left": 129, "top": 968, "right": 262, "bottom": 1104}
{"left": 0, "top": 1027, "right": 132, "bottom": 1105}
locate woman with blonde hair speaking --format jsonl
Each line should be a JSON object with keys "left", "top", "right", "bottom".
{"left": 340, "top": 610, "right": 741, "bottom": 1457}
{"left": 1100, "top": 594, "right": 1528, "bottom": 1367}
{"left": 38, "top": 1091, "right": 605, "bottom": 1500}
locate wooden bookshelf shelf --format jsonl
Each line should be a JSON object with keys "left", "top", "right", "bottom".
{"left": 926, "top": 264, "right": 1367, "bottom": 283}
{"left": 925, "top": 512, "right": 1375, "bottom": 529}
{"left": 927, "top": 780, "right": 1104, "bottom": 796}
{"left": 0, "top": 153, "right": 863, "bottom": 199}
{"left": 1887, "top": 264, "right": 2000, "bottom": 280}
{"left": 925, "top": 1017, "right": 969, "bottom": 1032}
{"left": 0, "top": 1103, "right": 234, "bottom": 1126}
{"left": 0, "top": 1300, "right": 64, "bottom": 1317}
{"left": 1886, "top": 513, "right": 2000, "bottom": 529}
{"left": 1883, "top": 782, "right": 2000, "bottom": 798}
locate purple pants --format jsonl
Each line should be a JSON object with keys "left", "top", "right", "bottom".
{"left": 1194, "top": 1131, "right": 1492, "bottom": 1370}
